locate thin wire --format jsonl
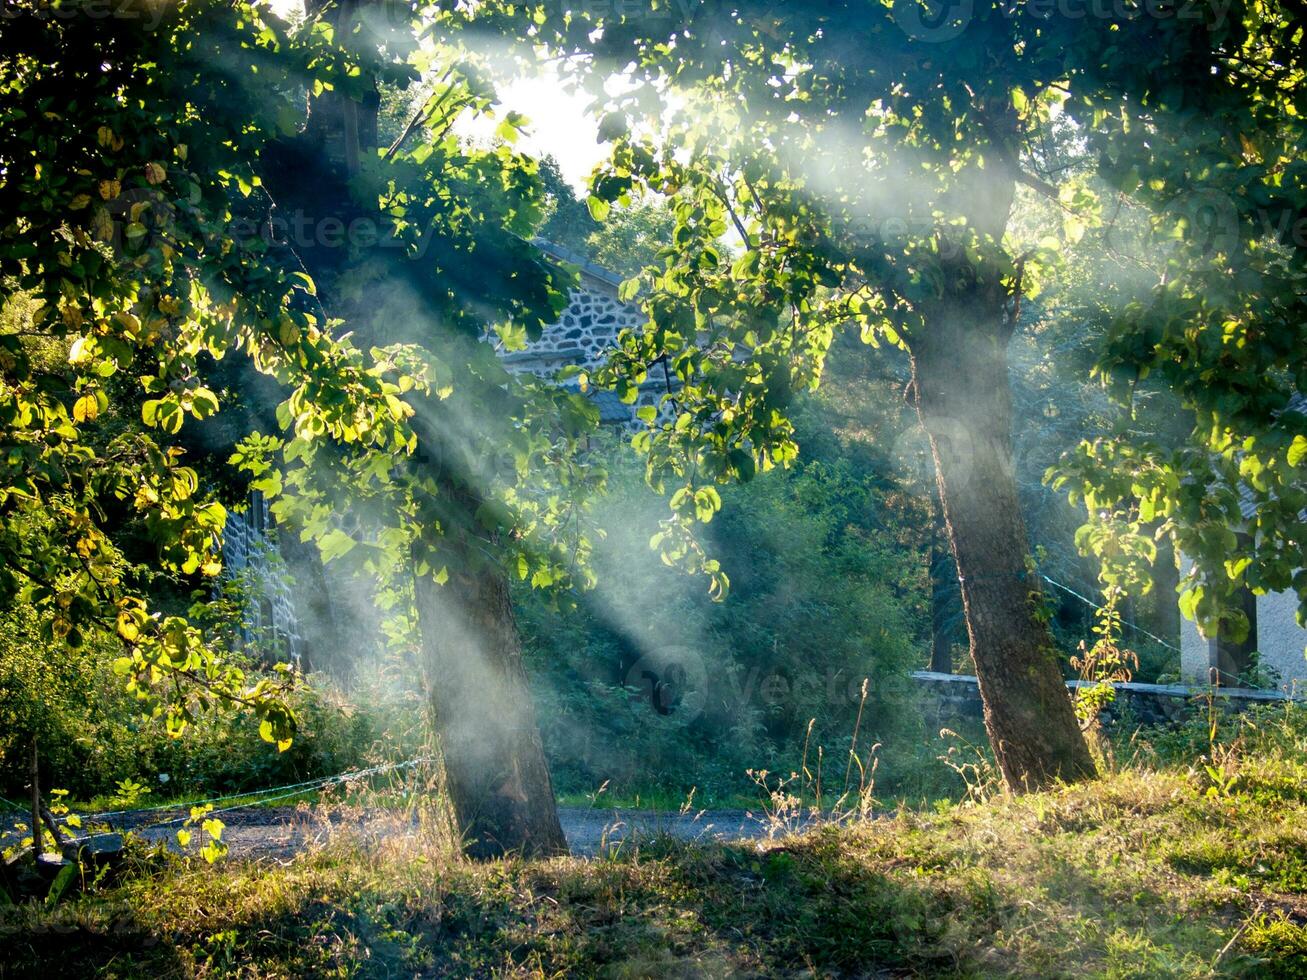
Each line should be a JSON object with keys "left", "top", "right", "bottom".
{"left": 80, "top": 755, "right": 436, "bottom": 822}
{"left": 62, "top": 755, "right": 437, "bottom": 844}
{"left": 1039, "top": 574, "right": 1182, "bottom": 653}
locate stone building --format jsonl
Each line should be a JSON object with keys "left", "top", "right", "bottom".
{"left": 219, "top": 241, "right": 656, "bottom": 666}
{"left": 486, "top": 240, "right": 674, "bottom": 423}
{"left": 1179, "top": 509, "right": 1307, "bottom": 695}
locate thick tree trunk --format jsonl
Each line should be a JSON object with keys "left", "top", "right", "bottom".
{"left": 911, "top": 305, "right": 1096, "bottom": 791}
{"left": 413, "top": 558, "right": 568, "bottom": 859}
{"left": 257, "top": 0, "right": 568, "bottom": 857}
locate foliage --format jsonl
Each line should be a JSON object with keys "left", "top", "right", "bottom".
{"left": 534, "top": 155, "right": 598, "bottom": 255}
{"left": 0, "top": 0, "right": 616, "bottom": 772}
{"left": 0, "top": 0, "right": 391, "bottom": 744}
{"left": 1071, "top": 586, "right": 1141, "bottom": 730}
{"left": 584, "top": 198, "right": 677, "bottom": 282}
{"left": 461, "top": 1, "right": 1307, "bottom": 670}
{"left": 516, "top": 380, "right": 949, "bottom": 803}
{"left": 0, "top": 599, "right": 406, "bottom": 801}
{"left": 0, "top": 602, "right": 144, "bottom": 799}
{"left": 7, "top": 704, "right": 1307, "bottom": 976}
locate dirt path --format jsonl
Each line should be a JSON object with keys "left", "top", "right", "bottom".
{"left": 45, "top": 805, "right": 794, "bottom": 861}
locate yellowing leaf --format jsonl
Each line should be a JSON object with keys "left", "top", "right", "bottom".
{"left": 1289, "top": 435, "right": 1307, "bottom": 468}
{"left": 73, "top": 393, "right": 100, "bottom": 422}
{"left": 116, "top": 611, "right": 140, "bottom": 642}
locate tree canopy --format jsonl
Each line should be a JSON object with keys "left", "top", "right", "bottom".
{"left": 0, "top": 0, "right": 607, "bottom": 763}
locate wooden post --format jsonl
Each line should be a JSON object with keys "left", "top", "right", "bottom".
{"left": 29, "top": 739, "right": 42, "bottom": 858}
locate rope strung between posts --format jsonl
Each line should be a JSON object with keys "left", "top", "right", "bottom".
{"left": 77, "top": 755, "right": 438, "bottom": 822}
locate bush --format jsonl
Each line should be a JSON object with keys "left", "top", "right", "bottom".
{"left": 0, "top": 603, "right": 410, "bottom": 803}
{"left": 516, "top": 420, "right": 943, "bottom": 803}
{"left": 0, "top": 608, "right": 145, "bottom": 801}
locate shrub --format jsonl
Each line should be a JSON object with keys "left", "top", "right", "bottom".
{"left": 516, "top": 432, "right": 939, "bottom": 803}
{"left": 0, "top": 602, "right": 409, "bottom": 803}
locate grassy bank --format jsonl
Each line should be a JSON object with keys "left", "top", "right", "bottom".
{"left": 4, "top": 707, "right": 1306, "bottom": 978}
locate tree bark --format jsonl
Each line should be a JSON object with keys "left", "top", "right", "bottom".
{"left": 929, "top": 495, "right": 958, "bottom": 673}
{"left": 412, "top": 556, "right": 568, "bottom": 859}
{"left": 256, "top": 0, "right": 568, "bottom": 858}
{"left": 910, "top": 303, "right": 1096, "bottom": 791}
{"left": 29, "top": 740, "right": 42, "bottom": 859}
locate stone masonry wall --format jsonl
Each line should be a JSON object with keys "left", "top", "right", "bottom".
{"left": 912, "top": 670, "right": 1299, "bottom": 732}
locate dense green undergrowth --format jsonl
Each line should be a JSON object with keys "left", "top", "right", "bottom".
{"left": 4, "top": 706, "right": 1305, "bottom": 978}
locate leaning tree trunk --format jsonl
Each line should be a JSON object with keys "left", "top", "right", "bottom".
{"left": 928, "top": 492, "right": 959, "bottom": 674}
{"left": 412, "top": 555, "right": 568, "bottom": 859}
{"left": 255, "top": 0, "right": 569, "bottom": 858}
{"left": 910, "top": 302, "right": 1096, "bottom": 790}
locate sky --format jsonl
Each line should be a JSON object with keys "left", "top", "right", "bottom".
{"left": 264, "top": 0, "right": 605, "bottom": 190}
{"left": 460, "top": 67, "right": 607, "bottom": 191}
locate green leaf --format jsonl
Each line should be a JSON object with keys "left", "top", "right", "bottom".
{"left": 317, "top": 529, "right": 356, "bottom": 562}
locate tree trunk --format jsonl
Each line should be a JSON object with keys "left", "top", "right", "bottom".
{"left": 413, "top": 557, "right": 568, "bottom": 859}
{"left": 910, "top": 305, "right": 1096, "bottom": 791}
{"left": 256, "top": 0, "right": 569, "bottom": 857}
{"left": 929, "top": 496, "right": 958, "bottom": 673}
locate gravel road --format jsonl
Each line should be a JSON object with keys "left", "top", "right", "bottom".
{"left": 35, "top": 805, "right": 791, "bottom": 861}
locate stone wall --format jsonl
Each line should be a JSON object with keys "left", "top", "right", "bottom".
{"left": 912, "top": 670, "right": 1299, "bottom": 731}
{"left": 495, "top": 269, "right": 644, "bottom": 376}
{"left": 491, "top": 244, "right": 676, "bottom": 426}
{"left": 220, "top": 491, "right": 303, "bottom": 664}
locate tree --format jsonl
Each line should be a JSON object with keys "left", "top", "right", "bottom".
{"left": 1050, "top": 1, "right": 1307, "bottom": 668}
{"left": 467, "top": 0, "right": 1285, "bottom": 789}
{"left": 0, "top": 0, "right": 352, "bottom": 747}
{"left": 1, "top": 0, "right": 603, "bottom": 857}
{"left": 585, "top": 198, "right": 677, "bottom": 281}
{"left": 536, "top": 155, "right": 599, "bottom": 255}
{"left": 243, "top": 0, "right": 589, "bottom": 857}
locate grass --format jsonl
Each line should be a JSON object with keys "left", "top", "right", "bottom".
{"left": 554, "top": 786, "right": 759, "bottom": 811}
{"left": 3, "top": 705, "right": 1306, "bottom": 978}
